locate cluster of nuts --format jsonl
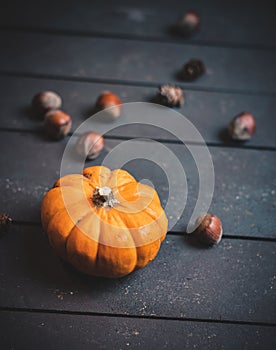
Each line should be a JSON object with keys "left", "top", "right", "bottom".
{"left": 32, "top": 91, "right": 72, "bottom": 140}
{"left": 31, "top": 90, "right": 122, "bottom": 160}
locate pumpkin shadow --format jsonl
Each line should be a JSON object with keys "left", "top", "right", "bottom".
{"left": 21, "top": 229, "right": 136, "bottom": 297}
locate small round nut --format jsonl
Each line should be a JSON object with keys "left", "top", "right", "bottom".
{"left": 181, "top": 59, "right": 205, "bottom": 81}
{"left": 158, "top": 85, "right": 184, "bottom": 107}
{"left": 95, "top": 91, "right": 122, "bottom": 119}
{"left": 228, "top": 112, "right": 256, "bottom": 141}
{"left": 44, "top": 110, "right": 72, "bottom": 140}
{"left": 32, "top": 91, "right": 62, "bottom": 116}
{"left": 176, "top": 11, "right": 201, "bottom": 37}
{"left": 76, "top": 132, "right": 104, "bottom": 160}
{"left": 193, "top": 213, "right": 223, "bottom": 245}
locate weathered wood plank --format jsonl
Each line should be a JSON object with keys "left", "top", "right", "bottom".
{"left": 0, "top": 0, "right": 275, "bottom": 48}
{"left": 0, "top": 76, "right": 276, "bottom": 148}
{"left": 0, "top": 310, "right": 275, "bottom": 350}
{"left": 0, "top": 132, "right": 275, "bottom": 237}
{"left": 0, "top": 31, "right": 276, "bottom": 94}
{"left": 0, "top": 225, "right": 275, "bottom": 323}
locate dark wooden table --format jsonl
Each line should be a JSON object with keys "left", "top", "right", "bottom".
{"left": 0, "top": 1, "right": 275, "bottom": 349}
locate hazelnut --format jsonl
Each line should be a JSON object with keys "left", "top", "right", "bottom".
{"left": 176, "top": 11, "right": 201, "bottom": 37}
{"left": 32, "top": 91, "right": 62, "bottom": 116}
{"left": 193, "top": 213, "right": 223, "bottom": 245}
{"left": 181, "top": 59, "right": 205, "bottom": 81}
{"left": 95, "top": 91, "right": 122, "bottom": 119}
{"left": 76, "top": 132, "right": 104, "bottom": 160}
{"left": 158, "top": 84, "right": 184, "bottom": 107}
{"left": 44, "top": 110, "right": 72, "bottom": 140}
{"left": 228, "top": 112, "right": 256, "bottom": 141}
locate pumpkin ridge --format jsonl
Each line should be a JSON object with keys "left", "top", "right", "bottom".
{"left": 64, "top": 209, "right": 96, "bottom": 261}
{"left": 47, "top": 199, "right": 92, "bottom": 257}
{"left": 95, "top": 210, "right": 137, "bottom": 276}
{"left": 41, "top": 187, "right": 88, "bottom": 232}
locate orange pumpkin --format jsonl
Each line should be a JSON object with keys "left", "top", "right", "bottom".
{"left": 41, "top": 166, "right": 168, "bottom": 278}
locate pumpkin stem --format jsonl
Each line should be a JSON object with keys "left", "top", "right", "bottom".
{"left": 92, "top": 186, "right": 119, "bottom": 209}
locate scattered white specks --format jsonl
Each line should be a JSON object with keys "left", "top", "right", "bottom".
{"left": 124, "top": 285, "right": 131, "bottom": 295}
{"left": 138, "top": 301, "right": 147, "bottom": 313}
{"left": 207, "top": 334, "right": 217, "bottom": 339}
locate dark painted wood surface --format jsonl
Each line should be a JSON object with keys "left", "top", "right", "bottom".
{"left": 0, "top": 132, "right": 275, "bottom": 237}
{"left": 0, "top": 0, "right": 275, "bottom": 49}
{"left": 1, "top": 75, "right": 276, "bottom": 148}
{"left": 0, "top": 0, "right": 275, "bottom": 348}
{"left": 1, "top": 31, "right": 276, "bottom": 94}
{"left": 0, "top": 225, "right": 275, "bottom": 324}
{"left": 1, "top": 311, "right": 275, "bottom": 350}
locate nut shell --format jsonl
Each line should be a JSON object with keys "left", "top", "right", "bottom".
{"left": 176, "top": 11, "right": 201, "bottom": 37}
{"left": 193, "top": 214, "right": 223, "bottom": 245}
{"left": 181, "top": 59, "right": 205, "bottom": 81}
{"left": 76, "top": 132, "right": 105, "bottom": 160}
{"left": 44, "top": 110, "right": 72, "bottom": 140}
{"left": 228, "top": 112, "right": 256, "bottom": 141}
{"left": 32, "top": 91, "right": 62, "bottom": 116}
{"left": 95, "top": 91, "right": 122, "bottom": 119}
{"left": 158, "top": 85, "right": 184, "bottom": 107}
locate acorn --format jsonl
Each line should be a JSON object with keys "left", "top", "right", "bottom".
{"left": 176, "top": 11, "right": 201, "bottom": 37}
{"left": 32, "top": 91, "right": 62, "bottom": 116}
{"left": 228, "top": 112, "right": 256, "bottom": 141}
{"left": 76, "top": 132, "right": 104, "bottom": 160}
{"left": 193, "top": 213, "right": 223, "bottom": 245}
{"left": 181, "top": 59, "right": 205, "bottom": 81}
{"left": 158, "top": 84, "right": 184, "bottom": 107}
{"left": 95, "top": 91, "right": 122, "bottom": 119}
{"left": 44, "top": 110, "right": 72, "bottom": 140}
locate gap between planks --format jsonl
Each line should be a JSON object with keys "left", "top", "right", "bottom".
{"left": 10, "top": 221, "right": 276, "bottom": 243}
{"left": 0, "top": 306, "right": 275, "bottom": 328}
{"left": 0, "top": 127, "right": 276, "bottom": 153}
{"left": 0, "top": 71, "right": 276, "bottom": 98}
{"left": 0, "top": 26, "right": 276, "bottom": 52}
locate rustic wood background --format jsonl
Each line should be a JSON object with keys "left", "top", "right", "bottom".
{"left": 0, "top": 0, "right": 275, "bottom": 349}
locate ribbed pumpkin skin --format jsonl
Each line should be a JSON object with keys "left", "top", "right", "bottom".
{"left": 41, "top": 166, "right": 168, "bottom": 278}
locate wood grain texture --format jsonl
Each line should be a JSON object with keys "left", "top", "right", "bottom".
{"left": 0, "top": 75, "right": 276, "bottom": 148}
{"left": 0, "top": 225, "right": 275, "bottom": 323}
{"left": 0, "top": 310, "right": 275, "bottom": 350}
{"left": 0, "top": 132, "right": 275, "bottom": 237}
{"left": 0, "top": 31, "right": 276, "bottom": 94}
{"left": 0, "top": 0, "right": 275, "bottom": 48}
